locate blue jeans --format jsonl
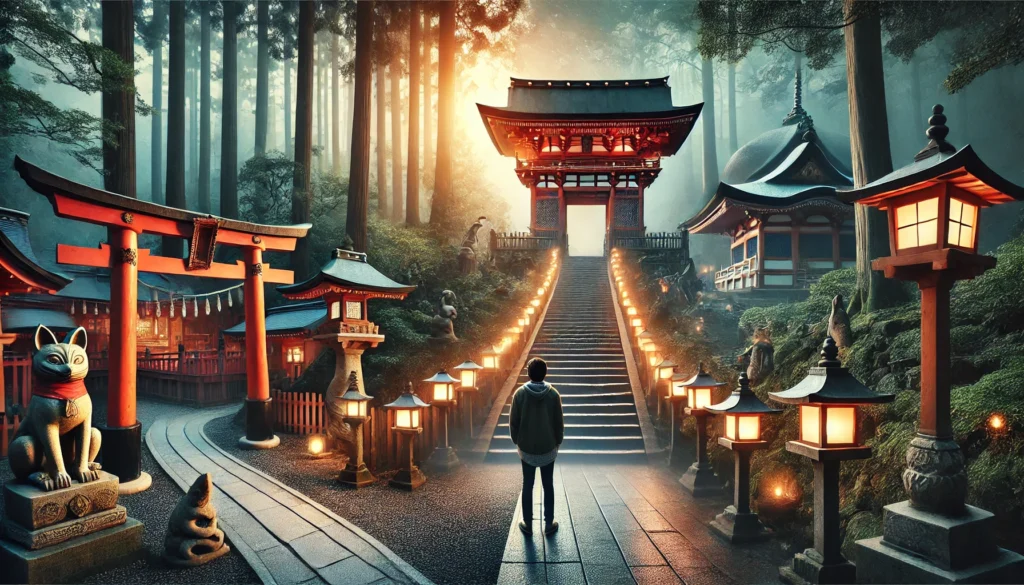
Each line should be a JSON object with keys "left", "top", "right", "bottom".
{"left": 521, "top": 460, "right": 555, "bottom": 524}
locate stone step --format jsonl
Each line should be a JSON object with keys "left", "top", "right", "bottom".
{"left": 496, "top": 423, "right": 642, "bottom": 437}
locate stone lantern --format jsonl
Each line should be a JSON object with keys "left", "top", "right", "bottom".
{"left": 384, "top": 383, "right": 430, "bottom": 490}
{"left": 769, "top": 338, "right": 894, "bottom": 585}
{"left": 679, "top": 363, "right": 726, "bottom": 496}
{"left": 706, "top": 373, "right": 781, "bottom": 543}
{"left": 666, "top": 371, "right": 690, "bottom": 468}
{"left": 337, "top": 371, "right": 374, "bottom": 488}
{"left": 423, "top": 370, "right": 460, "bottom": 470}
{"left": 652, "top": 357, "right": 677, "bottom": 417}
{"left": 840, "top": 105, "right": 1024, "bottom": 584}
{"left": 453, "top": 360, "right": 484, "bottom": 437}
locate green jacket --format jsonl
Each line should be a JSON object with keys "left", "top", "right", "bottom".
{"left": 509, "top": 381, "right": 564, "bottom": 455}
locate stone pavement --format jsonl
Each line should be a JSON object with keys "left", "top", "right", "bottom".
{"left": 498, "top": 463, "right": 788, "bottom": 585}
{"left": 147, "top": 407, "right": 433, "bottom": 585}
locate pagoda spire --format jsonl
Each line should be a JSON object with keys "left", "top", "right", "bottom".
{"left": 781, "top": 65, "right": 813, "bottom": 132}
{"left": 913, "top": 104, "right": 957, "bottom": 162}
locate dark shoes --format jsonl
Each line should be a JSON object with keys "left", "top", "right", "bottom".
{"left": 520, "top": 520, "right": 559, "bottom": 536}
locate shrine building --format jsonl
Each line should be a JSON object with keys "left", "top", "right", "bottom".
{"left": 478, "top": 77, "right": 702, "bottom": 248}
{"left": 682, "top": 70, "right": 855, "bottom": 294}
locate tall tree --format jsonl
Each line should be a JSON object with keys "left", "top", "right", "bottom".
{"left": 406, "top": 1, "right": 421, "bottom": 225}
{"left": 331, "top": 33, "right": 341, "bottom": 175}
{"left": 221, "top": 0, "right": 238, "bottom": 219}
{"left": 187, "top": 38, "right": 198, "bottom": 207}
{"left": 101, "top": 0, "right": 136, "bottom": 198}
{"left": 390, "top": 62, "right": 402, "bottom": 221}
{"left": 727, "top": 64, "right": 737, "bottom": 152}
{"left": 147, "top": 0, "right": 165, "bottom": 203}
{"left": 375, "top": 61, "right": 388, "bottom": 217}
{"left": 284, "top": 56, "right": 293, "bottom": 155}
{"left": 346, "top": 0, "right": 374, "bottom": 251}
{"left": 292, "top": 0, "right": 315, "bottom": 273}
{"left": 165, "top": 0, "right": 185, "bottom": 254}
{"left": 255, "top": 0, "right": 269, "bottom": 155}
{"left": 429, "top": 0, "right": 455, "bottom": 226}
{"left": 198, "top": 0, "right": 211, "bottom": 213}
{"left": 421, "top": 12, "right": 432, "bottom": 189}
{"left": 700, "top": 58, "right": 718, "bottom": 197}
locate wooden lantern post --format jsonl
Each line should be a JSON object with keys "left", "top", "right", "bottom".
{"left": 453, "top": 360, "right": 483, "bottom": 438}
{"left": 841, "top": 106, "right": 1024, "bottom": 583}
{"left": 337, "top": 371, "right": 374, "bottom": 488}
{"left": 706, "top": 373, "right": 781, "bottom": 543}
{"left": 769, "top": 338, "right": 894, "bottom": 585}
{"left": 423, "top": 370, "right": 459, "bottom": 471}
{"left": 652, "top": 357, "right": 676, "bottom": 419}
{"left": 384, "top": 384, "right": 430, "bottom": 491}
{"left": 15, "top": 157, "right": 308, "bottom": 489}
{"left": 679, "top": 363, "right": 726, "bottom": 496}
{"left": 666, "top": 371, "right": 690, "bottom": 468}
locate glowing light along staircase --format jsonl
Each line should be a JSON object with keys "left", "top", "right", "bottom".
{"left": 487, "top": 257, "right": 647, "bottom": 463}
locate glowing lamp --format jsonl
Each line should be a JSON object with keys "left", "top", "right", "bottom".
{"left": 537, "top": 287, "right": 545, "bottom": 296}
{"left": 621, "top": 290, "right": 629, "bottom": 299}
{"left": 630, "top": 317, "right": 642, "bottom": 328}
{"left": 285, "top": 346, "right": 304, "bottom": 363}
{"left": 543, "top": 279, "right": 551, "bottom": 287}
{"left": 655, "top": 358, "right": 677, "bottom": 381}
{"left": 678, "top": 363, "right": 727, "bottom": 496}
{"left": 339, "top": 386, "right": 371, "bottom": 420}
{"left": 517, "top": 317, "right": 526, "bottom": 328}
{"left": 385, "top": 384, "right": 429, "bottom": 431}
{"left": 636, "top": 330, "right": 653, "bottom": 349}
{"left": 307, "top": 434, "right": 329, "bottom": 458}
{"left": 454, "top": 360, "right": 484, "bottom": 390}
{"left": 708, "top": 373, "right": 780, "bottom": 444}
{"left": 481, "top": 346, "right": 500, "bottom": 370}
{"left": 626, "top": 306, "right": 638, "bottom": 316}
{"left": 522, "top": 312, "right": 531, "bottom": 326}
{"left": 530, "top": 298, "right": 541, "bottom": 308}
{"left": 424, "top": 370, "right": 458, "bottom": 404}
{"left": 622, "top": 298, "right": 632, "bottom": 308}
{"left": 646, "top": 348, "right": 662, "bottom": 368}
{"left": 682, "top": 363, "right": 726, "bottom": 414}
{"left": 988, "top": 414, "right": 1005, "bottom": 431}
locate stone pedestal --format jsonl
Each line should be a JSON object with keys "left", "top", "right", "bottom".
{"left": 338, "top": 462, "right": 376, "bottom": 488}
{"left": 780, "top": 548, "right": 856, "bottom": 585}
{"left": 855, "top": 501, "right": 1024, "bottom": 584}
{"left": 1, "top": 472, "right": 143, "bottom": 583}
{"left": 710, "top": 505, "right": 770, "bottom": 544}
{"left": 389, "top": 431, "right": 427, "bottom": 491}
{"left": 425, "top": 445, "right": 460, "bottom": 472}
{"left": 679, "top": 411, "right": 720, "bottom": 496}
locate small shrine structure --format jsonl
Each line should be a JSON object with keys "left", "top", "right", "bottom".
{"left": 478, "top": 77, "right": 701, "bottom": 248}
{"left": 223, "top": 300, "right": 328, "bottom": 384}
{"left": 683, "top": 70, "right": 855, "bottom": 294}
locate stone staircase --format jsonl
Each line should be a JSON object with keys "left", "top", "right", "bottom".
{"left": 486, "top": 257, "right": 647, "bottom": 463}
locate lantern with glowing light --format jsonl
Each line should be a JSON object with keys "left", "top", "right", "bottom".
{"left": 481, "top": 346, "right": 500, "bottom": 372}
{"left": 626, "top": 306, "right": 638, "bottom": 317}
{"left": 706, "top": 373, "right": 780, "bottom": 542}
{"left": 454, "top": 360, "right": 484, "bottom": 437}
{"left": 769, "top": 338, "right": 893, "bottom": 583}
{"left": 384, "top": 383, "right": 429, "bottom": 490}
{"left": 840, "top": 106, "right": 1024, "bottom": 583}
{"left": 679, "top": 363, "right": 726, "bottom": 496}
{"left": 337, "top": 372, "right": 375, "bottom": 488}
{"left": 423, "top": 371, "right": 460, "bottom": 470}
{"left": 307, "top": 434, "right": 330, "bottom": 459}
{"left": 665, "top": 371, "right": 690, "bottom": 468}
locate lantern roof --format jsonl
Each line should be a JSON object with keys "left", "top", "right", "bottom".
{"left": 707, "top": 373, "right": 782, "bottom": 415}
{"left": 339, "top": 371, "right": 371, "bottom": 402}
{"left": 423, "top": 370, "right": 459, "bottom": 384}
{"left": 278, "top": 247, "right": 416, "bottom": 300}
{"left": 454, "top": 360, "right": 484, "bottom": 372}
{"left": 656, "top": 358, "right": 677, "bottom": 369}
{"left": 681, "top": 363, "right": 727, "bottom": 389}
{"left": 769, "top": 337, "right": 895, "bottom": 405}
{"left": 840, "top": 105, "right": 1024, "bottom": 208}
{"left": 0, "top": 207, "right": 71, "bottom": 294}
{"left": 384, "top": 386, "right": 430, "bottom": 410}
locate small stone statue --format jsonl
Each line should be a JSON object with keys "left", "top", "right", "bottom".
{"left": 164, "top": 473, "right": 230, "bottom": 567}
{"left": 430, "top": 290, "right": 458, "bottom": 340}
{"left": 457, "top": 217, "right": 487, "bottom": 274}
{"left": 740, "top": 327, "right": 775, "bottom": 386}
{"left": 828, "top": 294, "right": 854, "bottom": 349}
{"left": 9, "top": 325, "right": 102, "bottom": 491}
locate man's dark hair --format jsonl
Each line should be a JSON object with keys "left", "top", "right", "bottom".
{"left": 527, "top": 358, "right": 547, "bottom": 382}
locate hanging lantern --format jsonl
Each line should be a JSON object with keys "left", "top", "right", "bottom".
{"left": 182, "top": 298, "right": 188, "bottom": 318}
{"left": 81, "top": 300, "right": 87, "bottom": 314}
{"left": 193, "top": 298, "right": 199, "bottom": 316}
{"left": 205, "top": 298, "right": 211, "bottom": 315}
{"left": 170, "top": 298, "right": 176, "bottom": 318}
{"left": 217, "top": 295, "right": 222, "bottom": 312}
{"left": 228, "top": 290, "right": 234, "bottom": 307}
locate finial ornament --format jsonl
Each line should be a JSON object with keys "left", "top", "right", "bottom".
{"left": 819, "top": 336, "right": 840, "bottom": 366}
{"left": 914, "top": 104, "right": 957, "bottom": 161}
{"left": 347, "top": 370, "right": 360, "bottom": 392}
{"left": 782, "top": 66, "right": 813, "bottom": 131}
{"left": 737, "top": 371, "right": 752, "bottom": 394}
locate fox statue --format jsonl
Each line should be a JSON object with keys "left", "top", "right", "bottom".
{"left": 8, "top": 325, "right": 102, "bottom": 491}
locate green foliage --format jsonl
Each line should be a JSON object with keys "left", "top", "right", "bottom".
{"left": 952, "top": 235, "right": 1024, "bottom": 332}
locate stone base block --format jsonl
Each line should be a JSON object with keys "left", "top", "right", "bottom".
{"left": 679, "top": 463, "right": 721, "bottom": 497}
{"left": 0, "top": 517, "right": 143, "bottom": 584}
{"left": 117, "top": 472, "right": 152, "bottom": 495}
{"left": 237, "top": 435, "right": 281, "bottom": 450}
{"left": 4, "top": 472, "right": 119, "bottom": 530}
{"left": 425, "top": 446, "right": 461, "bottom": 472}
{"left": 710, "top": 505, "right": 770, "bottom": 544}
{"left": 389, "top": 466, "right": 427, "bottom": 491}
{"left": 881, "top": 500, "right": 997, "bottom": 571}
{"left": 3, "top": 505, "right": 127, "bottom": 550}
{"left": 856, "top": 537, "right": 1024, "bottom": 584}
{"left": 779, "top": 549, "right": 856, "bottom": 585}
{"left": 338, "top": 464, "right": 376, "bottom": 489}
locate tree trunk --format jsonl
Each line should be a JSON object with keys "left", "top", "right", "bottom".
{"left": 331, "top": 34, "right": 341, "bottom": 176}
{"left": 430, "top": 0, "right": 455, "bottom": 226}
{"left": 422, "top": 14, "right": 433, "bottom": 190}
{"left": 164, "top": 0, "right": 185, "bottom": 255}
{"left": 701, "top": 58, "right": 719, "bottom": 199}
{"left": 199, "top": 1, "right": 211, "bottom": 213}
{"left": 220, "top": 0, "right": 238, "bottom": 219}
{"left": 346, "top": 0, "right": 374, "bottom": 251}
{"left": 268, "top": 64, "right": 277, "bottom": 151}
{"left": 406, "top": 2, "right": 421, "bottom": 226}
{"left": 340, "top": 73, "right": 349, "bottom": 170}
{"left": 347, "top": 77, "right": 355, "bottom": 172}
{"left": 390, "top": 62, "right": 403, "bottom": 222}
{"left": 188, "top": 50, "right": 198, "bottom": 207}
{"left": 102, "top": 0, "right": 136, "bottom": 199}
{"left": 844, "top": 0, "right": 905, "bottom": 314}
{"left": 293, "top": 0, "right": 315, "bottom": 274}
{"left": 284, "top": 57, "right": 293, "bottom": 157}
{"left": 320, "top": 39, "right": 328, "bottom": 172}
{"left": 728, "top": 63, "right": 738, "bottom": 153}
{"left": 255, "top": 0, "right": 269, "bottom": 156}
{"left": 375, "top": 61, "right": 388, "bottom": 218}
{"left": 150, "top": 1, "right": 163, "bottom": 203}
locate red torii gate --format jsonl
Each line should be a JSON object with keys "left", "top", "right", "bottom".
{"left": 15, "top": 156, "right": 310, "bottom": 491}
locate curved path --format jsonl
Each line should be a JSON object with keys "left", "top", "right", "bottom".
{"left": 147, "top": 407, "right": 433, "bottom": 585}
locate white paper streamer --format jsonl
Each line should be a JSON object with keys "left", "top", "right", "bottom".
{"left": 216, "top": 295, "right": 222, "bottom": 312}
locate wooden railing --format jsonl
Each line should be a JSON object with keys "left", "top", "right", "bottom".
{"left": 136, "top": 350, "right": 245, "bottom": 376}
{"left": 715, "top": 256, "right": 758, "bottom": 290}
{"left": 609, "top": 231, "right": 687, "bottom": 251}
{"left": 493, "top": 232, "right": 560, "bottom": 252}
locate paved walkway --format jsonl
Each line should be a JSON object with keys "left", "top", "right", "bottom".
{"left": 498, "top": 463, "right": 786, "bottom": 585}
{"left": 147, "top": 407, "right": 433, "bottom": 585}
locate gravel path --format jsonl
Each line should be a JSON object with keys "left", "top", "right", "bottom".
{"left": 205, "top": 412, "right": 522, "bottom": 585}
{"left": 1, "top": 398, "right": 260, "bottom": 585}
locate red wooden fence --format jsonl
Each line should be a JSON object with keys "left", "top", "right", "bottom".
{"left": 2, "top": 354, "right": 32, "bottom": 457}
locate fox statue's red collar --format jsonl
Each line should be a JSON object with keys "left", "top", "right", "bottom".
{"left": 32, "top": 378, "right": 88, "bottom": 401}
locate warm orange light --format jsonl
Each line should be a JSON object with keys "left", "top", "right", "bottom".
{"left": 433, "top": 383, "right": 453, "bottom": 402}
{"left": 623, "top": 299, "right": 632, "bottom": 308}
{"left": 537, "top": 287, "right": 545, "bottom": 296}
{"left": 543, "top": 280, "right": 550, "bottom": 287}
{"left": 460, "top": 370, "right": 477, "bottom": 388}
{"left": 630, "top": 317, "right": 642, "bottom": 328}
{"left": 895, "top": 197, "right": 939, "bottom": 250}
{"left": 621, "top": 291, "right": 629, "bottom": 299}
{"left": 825, "top": 407, "right": 856, "bottom": 444}
{"left": 800, "top": 405, "right": 821, "bottom": 444}
{"left": 526, "top": 306, "right": 536, "bottom": 315}
{"left": 482, "top": 355, "right": 497, "bottom": 369}
{"left": 688, "top": 388, "right": 712, "bottom": 410}
{"left": 989, "top": 414, "right": 1005, "bottom": 430}
{"left": 774, "top": 486, "right": 783, "bottom": 498}
{"left": 308, "top": 435, "right": 325, "bottom": 455}
{"left": 395, "top": 409, "right": 420, "bottom": 429}
{"left": 531, "top": 298, "right": 541, "bottom": 308}
{"left": 626, "top": 307, "right": 637, "bottom": 316}
{"left": 671, "top": 381, "right": 687, "bottom": 398}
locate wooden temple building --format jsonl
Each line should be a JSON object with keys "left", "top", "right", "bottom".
{"left": 478, "top": 77, "right": 702, "bottom": 250}
{"left": 223, "top": 300, "right": 328, "bottom": 385}
{"left": 683, "top": 70, "right": 855, "bottom": 294}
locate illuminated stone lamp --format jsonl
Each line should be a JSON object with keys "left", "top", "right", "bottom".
{"left": 769, "top": 337, "right": 893, "bottom": 585}
{"left": 666, "top": 371, "right": 691, "bottom": 468}
{"left": 337, "top": 373, "right": 374, "bottom": 487}
{"left": 840, "top": 105, "right": 1024, "bottom": 583}
{"left": 423, "top": 370, "right": 460, "bottom": 470}
{"left": 705, "top": 373, "right": 781, "bottom": 543}
{"left": 652, "top": 357, "right": 677, "bottom": 417}
{"left": 383, "top": 383, "right": 430, "bottom": 490}
{"left": 454, "top": 360, "right": 484, "bottom": 438}
{"left": 679, "top": 363, "right": 727, "bottom": 496}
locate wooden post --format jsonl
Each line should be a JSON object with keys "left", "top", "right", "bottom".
{"left": 735, "top": 450, "right": 752, "bottom": 515}
{"left": 813, "top": 459, "right": 843, "bottom": 565}
{"left": 668, "top": 400, "right": 686, "bottom": 467}
{"left": 241, "top": 246, "right": 276, "bottom": 446}
{"left": 918, "top": 276, "right": 953, "bottom": 439}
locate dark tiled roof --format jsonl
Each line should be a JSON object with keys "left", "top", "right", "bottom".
{"left": 223, "top": 300, "right": 326, "bottom": 337}
{"left": 278, "top": 249, "right": 415, "bottom": 297}
{"left": 2, "top": 307, "right": 76, "bottom": 333}
{"left": 0, "top": 208, "right": 71, "bottom": 291}
{"left": 504, "top": 77, "right": 676, "bottom": 114}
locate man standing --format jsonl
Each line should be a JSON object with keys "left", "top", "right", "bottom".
{"left": 510, "top": 358, "right": 564, "bottom": 536}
